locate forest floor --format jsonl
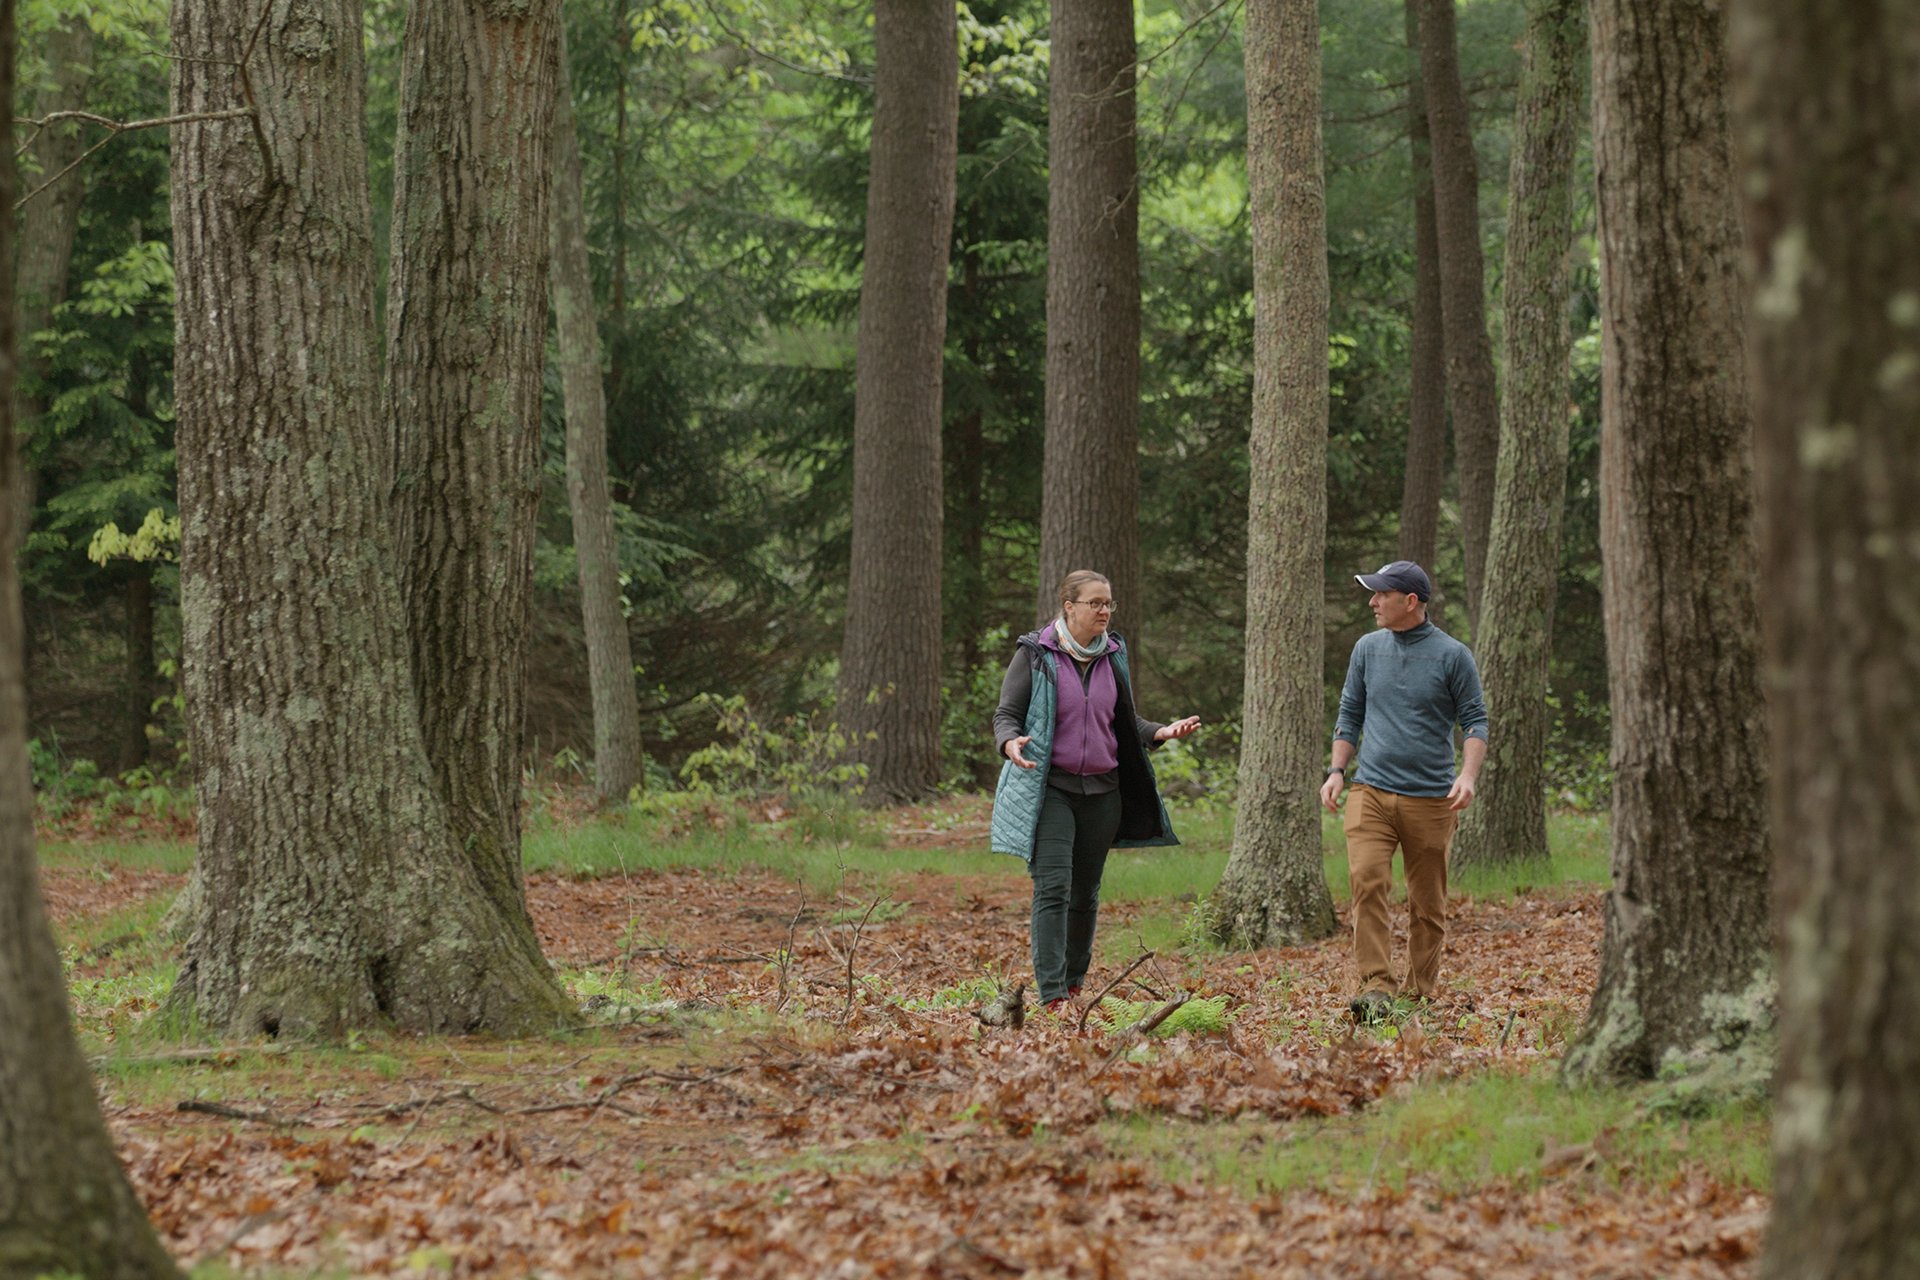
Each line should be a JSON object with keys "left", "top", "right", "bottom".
{"left": 42, "top": 796, "right": 1770, "bottom": 1278}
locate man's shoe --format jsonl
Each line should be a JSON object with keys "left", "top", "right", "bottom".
{"left": 1044, "top": 997, "right": 1071, "bottom": 1017}
{"left": 1349, "top": 990, "right": 1393, "bottom": 1023}
{"left": 1067, "top": 984, "right": 1083, "bottom": 999}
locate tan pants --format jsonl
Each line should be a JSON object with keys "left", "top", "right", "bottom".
{"left": 1344, "top": 784, "right": 1458, "bottom": 999}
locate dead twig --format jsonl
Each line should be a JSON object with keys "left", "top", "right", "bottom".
{"left": 773, "top": 903, "right": 805, "bottom": 1013}
{"left": 1497, "top": 1009, "right": 1519, "bottom": 1050}
{"left": 1078, "top": 950, "right": 1159, "bottom": 1031}
{"left": 13, "top": 109, "right": 253, "bottom": 211}
{"left": 839, "top": 894, "right": 886, "bottom": 1026}
{"left": 176, "top": 1098, "right": 301, "bottom": 1128}
{"left": 1090, "top": 992, "right": 1192, "bottom": 1080}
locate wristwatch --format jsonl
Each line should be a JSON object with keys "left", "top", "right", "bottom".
{"left": 1327, "top": 765, "right": 1346, "bottom": 777}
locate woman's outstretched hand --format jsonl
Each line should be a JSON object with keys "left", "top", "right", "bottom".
{"left": 1004, "top": 735, "right": 1037, "bottom": 769}
{"left": 1155, "top": 716, "right": 1202, "bottom": 742}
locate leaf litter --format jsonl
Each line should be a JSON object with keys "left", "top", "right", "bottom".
{"left": 45, "top": 829, "right": 1766, "bottom": 1277}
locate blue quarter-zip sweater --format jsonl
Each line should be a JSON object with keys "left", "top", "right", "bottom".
{"left": 1333, "top": 620, "right": 1488, "bottom": 797}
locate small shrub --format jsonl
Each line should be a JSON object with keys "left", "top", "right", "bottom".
{"left": 939, "top": 626, "right": 1012, "bottom": 791}
{"left": 679, "top": 693, "right": 869, "bottom": 804}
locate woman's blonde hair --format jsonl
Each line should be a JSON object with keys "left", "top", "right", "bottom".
{"left": 1058, "top": 570, "right": 1111, "bottom": 609}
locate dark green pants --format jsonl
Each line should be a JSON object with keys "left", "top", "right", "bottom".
{"left": 1029, "top": 786, "right": 1121, "bottom": 1003}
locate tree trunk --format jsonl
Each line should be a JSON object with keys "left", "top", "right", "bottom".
{"left": 1417, "top": 0, "right": 1499, "bottom": 633}
{"left": 170, "top": 0, "right": 574, "bottom": 1036}
{"left": 122, "top": 565, "right": 154, "bottom": 771}
{"left": 1038, "top": 0, "right": 1141, "bottom": 627}
{"left": 1, "top": 10, "right": 180, "bottom": 1267}
{"left": 835, "top": 0, "right": 958, "bottom": 804}
{"left": 1396, "top": 0, "right": 1446, "bottom": 578}
{"left": 1561, "top": 0, "right": 1770, "bottom": 1084}
{"left": 551, "top": 27, "right": 644, "bottom": 807}
{"left": 1730, "top": 2, "right": 1920, "bottom": 1272}
{"left": 950, "top": 250, "right": 987, "bottom": 682}
{"left": 385, "top": 0, "right": 562, "bottom": 912}
{"left": 1207, "top": 0, "right": 1339, "bottom": 950}
{"left": 14, "top": 13, "right": 94, "bottom": 544}
{"left": 1450, "top": 0, "right": 1584, "bottom": 869}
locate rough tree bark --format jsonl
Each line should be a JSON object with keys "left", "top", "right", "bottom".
{"left": 551, "top": 27, "right": 644, "bottom": 807}
{"left": 385, "top": 0, "right": 561, "bottom": 922}
{"left": 1730, "top": 1, "right": 1920, "bottom": 1272}
{"left": 0, "top": 6, "right": 181, "bottom": 1265}
{"left": 1038, "top": 0, "right": 1141, "bottom": 626}
{"left": 1450, "top": 0, "right": 1584, "bottom": 869}
{"left": 1561, "top": 0, "right": 1771, "bottom": 1084}
{"left": 1396, "top": 0, "right": 1446, "bottom": 578}
{"left": 14, "top": 12, "right": 94, "bottom": 541}
{"left": 1206, "top": 0, "right": 1339, "bottom": 949}
{"left": 170, "top": 0, "right": 574, "bottom": 1036}
{"left": 1416, "top": 0, "right": 1499, "bottom": 632}
{"left": 835, "top": 0, "right": 958, "bottom": 804}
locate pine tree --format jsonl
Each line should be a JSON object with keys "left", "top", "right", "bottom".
{"left": 1207, "top": 0, "right": 1339, "bottom": 949}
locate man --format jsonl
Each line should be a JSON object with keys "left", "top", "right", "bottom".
{"left": 1320, "top": 560, "right": 1487, "bottom": 1021}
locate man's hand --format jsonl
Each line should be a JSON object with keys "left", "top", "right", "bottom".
{"left": 1004, "top": 736, "right": 1037, "bottom": 770}
{"left": 1155, "top": 716, "right": 1202, "bottom": 742}
{"left": 1319, "top": 770, "right": 1345, "bottom": 813}
{"left": 1447, "top": 774, "right": 1477, "bottom": 811}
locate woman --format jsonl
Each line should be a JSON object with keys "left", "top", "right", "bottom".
{"left": 990, "top": 571, "right": 1201, "bottom": 1013}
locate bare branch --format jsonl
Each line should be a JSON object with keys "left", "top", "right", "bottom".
{"left": 13, "top": 108, "right": 254, "bottom": 211}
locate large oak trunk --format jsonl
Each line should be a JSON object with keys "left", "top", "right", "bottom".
{"left": 0, "top": 8, "right": 181, "bottom": 1267}
{"left": 1451, "top": 0, "right": 1584, "bottom": 868}
{"left": 835, "top": 0, "right": 959, "bottom": 804}
{"left": 1562, "top": 0, "right": 1770, "bottom": 1083}
{"left": 1395, "top": 0, "right": 1445, "bottom": 578}
{"left": 1731, "top": 1, "right": 1920, "bottom": 1272}
{"left": 1038, "top": 0, "right": 1142, "bottom": 626}
{"left": 1207, "top": 0, "right": 1338, "bottom": 950}
{"left": 385, "top": 0, "right": 561, "bottom": 915}
{"left": 1416, "top": 0, "right": 1500, "bottom": 631}
{"left": 170, "top": 0, "right": 573, "bottom": 1036}
{"left": 551, "top": 28, "right": 644, "bottom": 806}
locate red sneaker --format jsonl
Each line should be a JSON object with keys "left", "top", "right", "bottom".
{"left": 1045, "top": 998, "right": 1070, "bottom": 1016}
{"left": 1068, "top": 985, "right": 1083, "bottom": 999}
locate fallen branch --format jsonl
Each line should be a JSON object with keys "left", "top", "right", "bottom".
{"left": 176, "top": 1098, "right": 301, "bottom": 1128}
{"left": 1078, "top": 950, "right": 1159, "bottom": 1031}
{"left": 1090, "top": 992, "right": 1192, "bottom": 1080}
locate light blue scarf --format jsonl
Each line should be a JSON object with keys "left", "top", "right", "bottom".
{"left": 1053, "top": 617, "right": 1108, "bottom": 662}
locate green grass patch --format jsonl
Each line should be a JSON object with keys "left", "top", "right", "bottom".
{"left": 1104, "top": 1064, "right": 1770, "bottom": 1199}
{"left": 38, "top": 838, "right": 195, "bottom": 873}
{"left": 54, "top": 886, "right": 179, "bottom": 960}
{"left": 522, "top": 816, "right": 1010, "bottom": 895}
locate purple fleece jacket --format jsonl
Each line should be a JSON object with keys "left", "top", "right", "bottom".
{"left": 1038, "top": 625, "right": 1121, "bottom": 776}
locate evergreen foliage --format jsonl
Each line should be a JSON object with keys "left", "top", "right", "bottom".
{"left": 21, "top": 0, "right": 1609, "bottom": 802}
